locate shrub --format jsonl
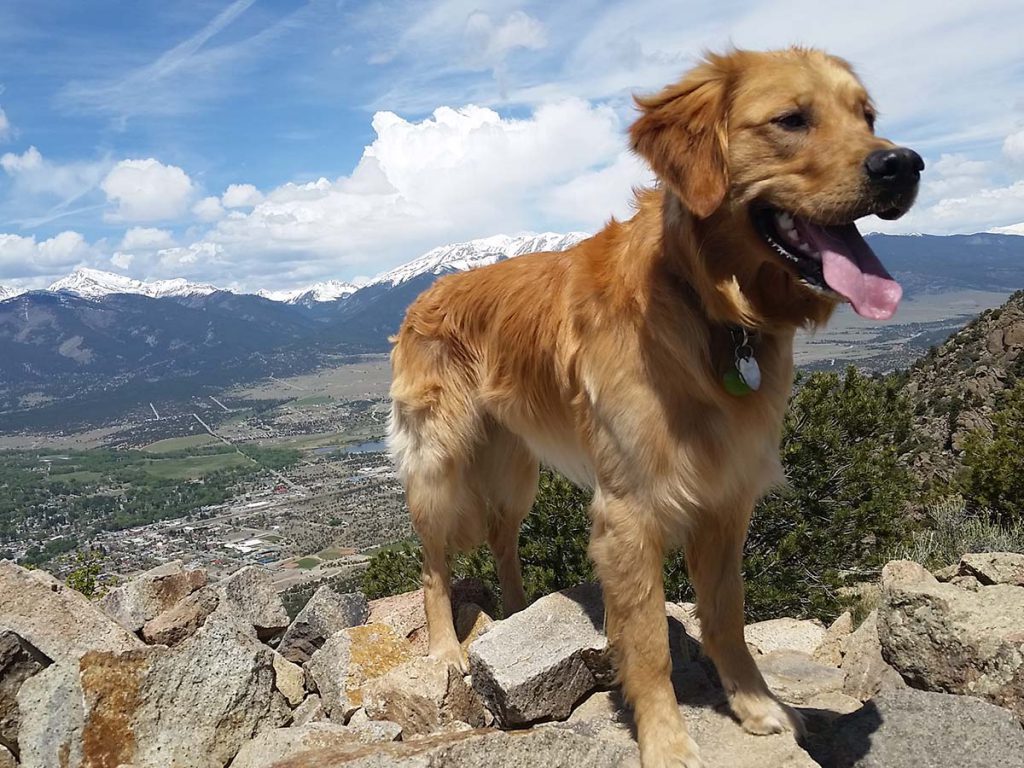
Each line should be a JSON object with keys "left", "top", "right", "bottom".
{"left": 960, "top": 379, "right": 1024, "bottom": 525}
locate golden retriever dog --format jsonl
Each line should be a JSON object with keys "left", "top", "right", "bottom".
{"left": 389, "top": 47, "right": 921, "bottom": 767}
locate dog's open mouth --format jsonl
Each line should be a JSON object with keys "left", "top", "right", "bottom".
{"left": 754, "top": 207, "right": 903, "bottom": 320}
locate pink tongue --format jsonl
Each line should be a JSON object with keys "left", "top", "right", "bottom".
{"left": 794, "top": 220, "right": 902, "bottom": 320}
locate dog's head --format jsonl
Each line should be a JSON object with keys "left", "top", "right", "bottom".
{"left": 631, "top": 48, "right": 922, "bottom": 322}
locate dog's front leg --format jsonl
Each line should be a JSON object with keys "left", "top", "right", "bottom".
{"left": 684, "top": 513, "right": 803, "bottom": 735}
{"left": 590, "top": 492, "right": 703, "bottom": 768}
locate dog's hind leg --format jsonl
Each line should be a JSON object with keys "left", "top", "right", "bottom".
{"left": 590, "top": 491, "right": 704, "bottom": 768}
{"left": 684, "top": 512, "right": 803, "bottom": 736}
{"left": 478, "top": 428, "right": 539, "bottom": 616}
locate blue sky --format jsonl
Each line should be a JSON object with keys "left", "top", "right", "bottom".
{"left": 2, "top": 0, "right": 1024, "bottom": 291}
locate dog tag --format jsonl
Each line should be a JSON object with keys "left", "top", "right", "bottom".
{"left": 723, "top": 368, "right": 752, "bottom": 396}
{"left": 737, "top": 355, "right": 761, "bottom": 391}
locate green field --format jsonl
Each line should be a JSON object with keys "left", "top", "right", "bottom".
{"left": 141, "top": 434, "right": 219, "bottom": 453}
{"left": 290, "top": 394, "right": 333, "bottom": 407}
{"left": 296, "top": 557, "right": 320, "bottom": 569}
{"left": 142, "top": 452, "right": 254, "bottom": 479}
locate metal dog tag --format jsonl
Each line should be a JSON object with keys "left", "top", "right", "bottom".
{"left": 737, "top": 355, "right": 761, "bottom": 391}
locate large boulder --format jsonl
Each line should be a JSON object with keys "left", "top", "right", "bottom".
{"left": 16, "top": 614, "right": 287, "bottom": 768}
{"left": 755, "top": 650, "right": 845, "bottom": 705}
{"left": 0, "top": 560, "right": 142, "bottom": 664}
{"left": 821, "top": 688, "right": 1024, "bottom": 768}
{"left": 956, "top": 552, "right": 1024, "bottom": 587}
{"left": 840, "top": 611, "right": 906, "bottom": 701}
{"left": 99, "top": 560, "right": 206, "bottom": 632}
{"left": 240, "top": 727, "right": 639, "bottom": 768}
{"left": 877, "top": 560, "right": 1024, "bottom": 718}
{"left": 141, "top": 586, "right": 219, "bottom": 646}
{"left": 362, "top": 656, "right": 487, "bottom": 736}
{"left": 468, "top": 584, "right": 609, "bottom": 726}
{"left": 813, "top": 612, "right": 853, "bottom": 668}
{"left": 272, "top": 651, "right": 306, "bottom": 707}
{"left": 214, "top": 566, "right": 290, "bottom": 641}
{"left": 230, "top": 722, "right": 403, "bottom": 768}
{"left": 0, "top": 630, "right": 45, "bottom": 754}
{"left": 744, "top": 618, "right": 826, "bottom": 657}
{"left": 307, "top": 624, "right": 411, "bottom": 723}
{"left": 278, "top": 586, "right": 369, "bottom": 665}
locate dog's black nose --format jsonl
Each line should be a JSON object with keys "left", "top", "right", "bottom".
{"left": 864, "top": 148, "right": 924, "bottom": 186}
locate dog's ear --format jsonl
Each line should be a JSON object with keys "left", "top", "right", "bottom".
{"left": 630, "top": 62, "right": 729, "bottom": 219}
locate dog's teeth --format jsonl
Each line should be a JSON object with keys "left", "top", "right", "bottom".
{"left": 776, "top": 212, "right": 794, "bottom": 229}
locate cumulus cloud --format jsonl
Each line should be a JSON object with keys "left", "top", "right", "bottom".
{"left": 0, "top": 231, "right": 91, "bottom": 278}
{"left": 110, "top": 252, "right": 134, "bottom": 270}
{"left": 120, "top": 227, "right": 176, "bottom": 251}
{"left": 192, "top": 195, "right": 226, "bottom": 222}
{"left": 221, "top": 183, "right": 263, "bottom": 208}
{"left": 101, "top": 158, "right": 194, "bottom": 221}
{"left": 0, "top": 145, "right": 41, "bottom": 174}
{"left": 1005, "top": 129, "right": 1024, "bottom": 164}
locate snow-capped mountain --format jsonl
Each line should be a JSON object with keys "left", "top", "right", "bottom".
{"left": 47, "top": 268, "right": 218, "bottom": 299}
{"left": 259, "top": 280, "right": 360, "bottom": 304}
{"left": 0, "top": 285, "right": 23, "bottom": 302}
{"left": 990, "top": 222, "right": 1024, "bottom": 236}
{"left": 365, "top": 232, "right": 589, "bottom": 289}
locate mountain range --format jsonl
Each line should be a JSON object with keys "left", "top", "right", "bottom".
{"left": 2, "top": 230, "right": 1024, "bottom": 432}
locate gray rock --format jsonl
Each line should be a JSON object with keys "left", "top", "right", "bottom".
{"left": 248, "top": 727, "right": 639, "bottom": 768}
{"left": 878, "top": 560, "right": 1024, "bottom": 718}
{"left": 0, "top": 560, "right": 142, "bottom": 664}
{"left": 745, "top": 618, "right": 826, "bottom": 657}
{"left": 957, "top": 552, "right": 1024, "bottom": 586}
{"left": 1, "top": 630, "right": 46, "bottom": 754}
{"left": 99, "top": 560, "right": 206, "bottom": 632}
{"left": 756, "top": 650, "right": 844, "bottom": 704}
{"left": 292, "top": 694, "right": 326, "bottom": 726}
{"left": 230, "top": 722, "right": 403, "bottom": 768}
{"left": 140, "top": 585, "right": 219, "bottom": 646}
{"left": 215, "top": 566, "right": 290, "bottom": 642}
{"left": 823, "top": 689, "right": 1024, "bottom": 768}
{"left": 362, "top": 656, "right": 487, "bottom": 736}
{"left": 307, "top": 624, "right": 411, "bottom": 723}
{"left": 0, "top": 743, "right": 13, "bottom": 768}
{"left": 468, "top": 584, "right": 609, "bottom": 726}
{"left": 814, "top": 612, "right": 853, "bottom": 668}
{"left": 278, "top": 586, "right": 369, "bottom": 664}
{"left": 840, "top": 611, "right": 905, "bottom": 701}
{"left": 272, "top": 651, "right": 306, "bottom": 707}
{"left": 15, "top": 613, "right": 287, "bottom": 768}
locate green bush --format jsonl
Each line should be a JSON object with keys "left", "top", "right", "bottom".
{"left": 960, "top": 379, "right": 1024, "bottom": 525}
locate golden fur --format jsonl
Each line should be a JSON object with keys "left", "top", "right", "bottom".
{"left": 389, "top": 48, "right": 912, "bottom": 767}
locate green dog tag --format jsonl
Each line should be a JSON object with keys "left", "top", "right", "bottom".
{"left": 723, "top": 367, "right": 752, "bottom": 396}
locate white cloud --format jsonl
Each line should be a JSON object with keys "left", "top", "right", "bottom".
{"left": 465, "top": 10, "right": 547, "bottom": 72}
{"left": 0, "top": 145, "right": 41, "bottom": 173}
{"left": 0, "top": 230, "right": 91, "bottom": 277}
{"left": 192, "top": 195, "right": 226, "bottom": 222}
{"left": 221, "top": 183, "right": 263, "bottom": 208}
{"left": 0, "top": 106, "right": 10, "bottom": 142}
{"left": 120, "top": 227, "right": 176, "bottom": 251}
{"left": 110, "top": 252, "right": 134, "bottom": 269}
{"left": 157, "top": 241, "right": 224, "bottom": 271}
{"left": 101, "top": 158, "right": 194, "bottom": 221}
{"left": 1004, "top": 129, "right": 1024, "bottom": 164}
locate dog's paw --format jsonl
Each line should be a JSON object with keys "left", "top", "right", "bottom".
{"left": 640, "top": 732, "right": 704, "bottom": 768}
{"left": 428, "top": 645, "right": 469, "bottom": 675}
{"left": 735, "top": 695, "right": 804, "bottom": 737}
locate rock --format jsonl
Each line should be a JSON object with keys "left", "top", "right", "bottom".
{"left": 880, "top": 559, "right": 935, "bottom": 589}
{"left": 957, "top": 552, "right": 1024, "bottom": 586}
{"left": 99, "top": 560, "right": 206, "bottom": 633}
{"left": 813, "top": 611, "right": 853, "bottom": 667}
{"left": 756, "top": 650, "right": 844, "bottom": 705}
{"left": 0, "top": 560, "right": 142, "bottom": 664}
{"left": 1, "top": 630, "right": 46, "bottom": 754}
{"left": 215, "top": 566, "right": 290, "bottom": 642}
{"left": 840, "top": 611, "right": 905, "bottom": 701}
{"left": 292, "top": 695, "right": 326, "bottom": 726}
{"left": 454, "top": 603, "right": 492, "bottom": 653}
{"left": 367, "top": 579, "right": 495, "bottom": 655}
{"left": 932, "top": 563, "right": 960, "bottom": 582}
{"left": 666, "top": 602, "right": 703, "bottom": 666}
{"left": 15, "top": 613, "right": 286, "bottom": 768}
{"left": 272, "top": 652, "right": 306, "bottom": 707}
{"left": 362, "top": 656, "right": 487, "bottom": 736}
{"left": 0, "top": 744, "right": 13, "bottom": 768}
{"left": 822, "top": 689, "right": 1024, "bottom": 768}
{"left": 140, "top": 586, "right": 219, "bottom": 646}
{"left": 468, "top": 583, "right": 609, "bottom": 726}
{"left": 247, "top": 727, "right": 639, "bottom": 768}
{"left": 745, "top": 617, "right": 826, "bottom": 657}
{"left": 878, "top": 562, "right": 1024, "bottom": 718}
{"left": 278, "top": 587, "right": 369, "bottom": 665}
{"left": 307, "top": 624, "right": 411, "bottom": 723}
{"left": 230, "top": 722, "right": 403, "bottom": 768}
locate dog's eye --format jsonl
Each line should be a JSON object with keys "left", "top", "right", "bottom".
{"left": 864, "top": 110, "right": 877, "bottom": 131}
{"left": 772, "top": 111, "right": 809, "bottom": 131}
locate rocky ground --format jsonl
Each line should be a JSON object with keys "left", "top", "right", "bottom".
{"left": 1, "top": 552, "right": 1023, "bottom": 768}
